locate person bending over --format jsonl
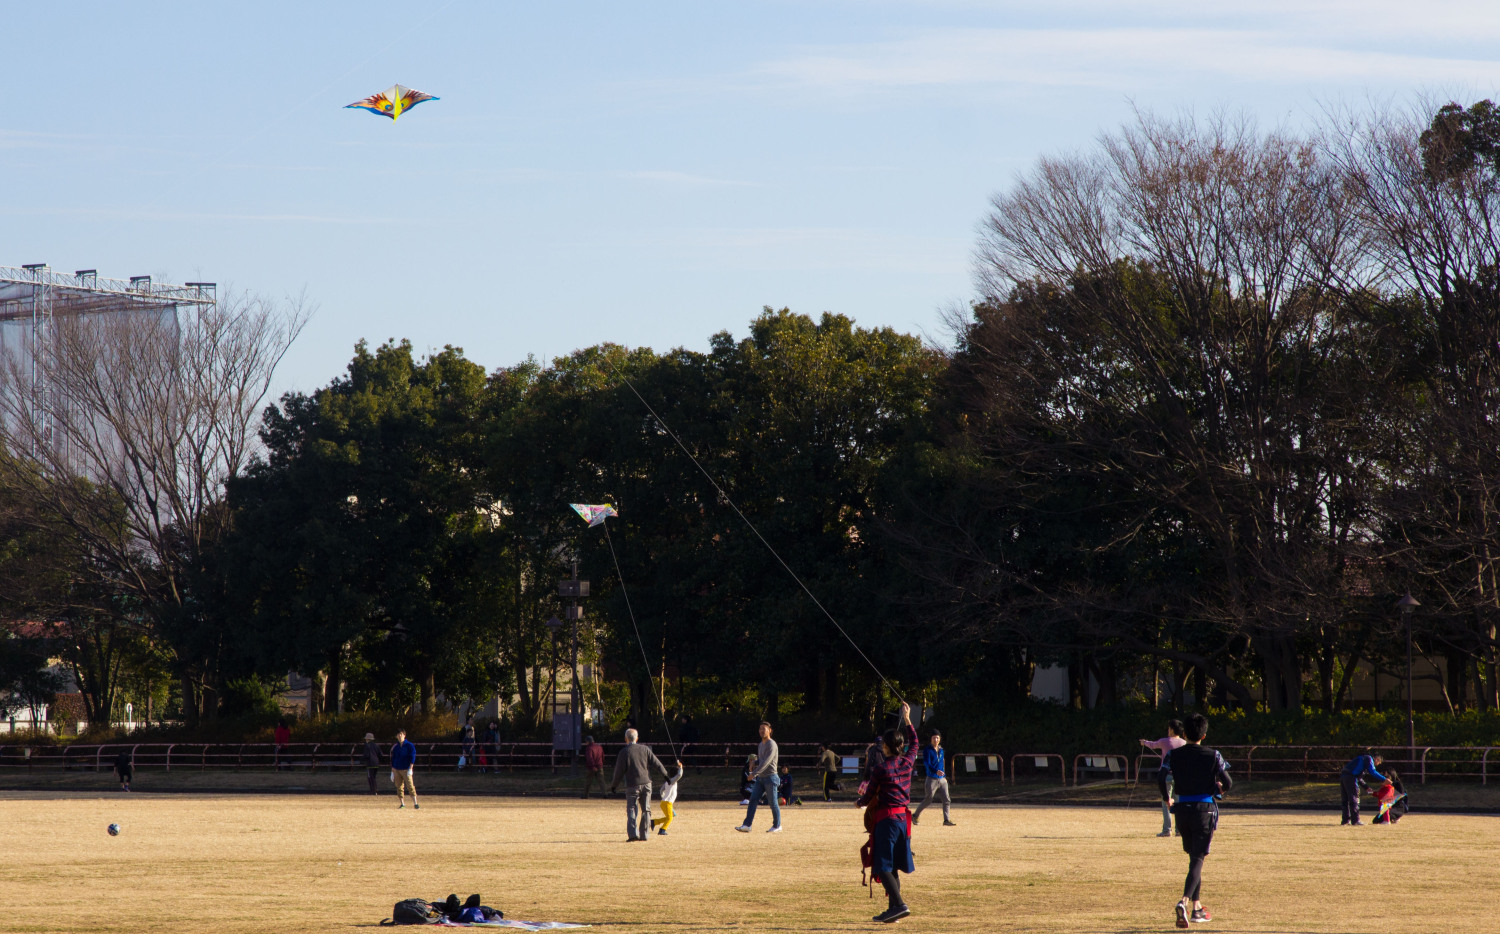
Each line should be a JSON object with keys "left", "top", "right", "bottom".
{"left": 857, "top": 702, "right": 919, "bottom": 924}
{"left": 1339, "top": 752, "right": 1387, "bottom": 826}
{"left": 1159, "top": 713, "right": 1231, "bottom": 929}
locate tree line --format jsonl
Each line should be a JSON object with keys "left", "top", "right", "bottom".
{"left": 4, "top": 100, "right": 1500, "bottom": 734}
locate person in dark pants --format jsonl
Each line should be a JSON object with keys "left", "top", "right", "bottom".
{"left": 610, "top": 728, "right": 671, "bottom": 841}
{"left": 113, "top": 748, "right": 134, "bottom": 792}
{"left": 362, "top": 732, "right": 381, "bottom": 793}
{"left": 1339, "top": 752, "right": 1387, "bottom": 825}
{"left": 856, "top": 703, "right": 919, "bottom": 924}
{"left": 1158, "top": 713, "right": 1232, "bottom": 929}
{"left": 582, "top": 735, "right": 607, "bottom": 798}
{"left": 819, "top": 742, "right": 840, "bottom": 801}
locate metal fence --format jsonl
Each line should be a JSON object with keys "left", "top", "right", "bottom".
{"left": 0, "top": 742, "right": 1494, "bottom": 786}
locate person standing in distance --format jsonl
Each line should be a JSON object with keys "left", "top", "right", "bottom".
{"left": 1158, "top": 713, "right": 1231, "bottom": 928}
{"left": 610, "top": 728, "right": 671, "bottom": 841}
{"left": 735, "top": 721, "right": 782, "bottom": 833}
{"left": 911, "top": 730, "right": 954, "bottom": 826}
{"left": 582, "top": 735, "right": 608, "bottom": 799}
{"left": 819, "top": 742, "right": 840, "bottom": 801}
{"left": 362, "top": 732, "right": 381, "bottom": 794}
{"left": 391, "top": 729, "right": 419, "bottom": 809}
{"left": 113, "top": 748, "right": 134, "bottom": 792}
{"left": 1141, "top": 719, "right": 1187, "bottom": 837}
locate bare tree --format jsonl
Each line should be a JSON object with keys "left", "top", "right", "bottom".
{"left": 0, "top": 292, "right": 307, "bottom": 723}
{"left": 959, "top": 110, "right": 1386, "bottom": 709}
{"left": 1328, "top": 100, "right": 1500, "bottom": 708}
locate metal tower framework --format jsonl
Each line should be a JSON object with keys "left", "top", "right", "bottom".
{"left": 0, "top": 265, "right": 217, "bottom": 451}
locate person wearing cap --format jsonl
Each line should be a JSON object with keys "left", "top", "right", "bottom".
{"left": 911, "top": 730, "right": 954, "bottom": 826}
{"left": 362, "top": 732, "right": 382, "bottom": 794}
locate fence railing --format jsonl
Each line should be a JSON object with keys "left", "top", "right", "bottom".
{"left": 0, "top": 742, "right": 1494, "bottom": 786}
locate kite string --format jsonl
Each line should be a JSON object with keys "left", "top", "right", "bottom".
{"left": 606, "top": 361, "right": 906, "bottom": 705}
{"left": 603, "top": 521, "right": 679, "bottom": 762}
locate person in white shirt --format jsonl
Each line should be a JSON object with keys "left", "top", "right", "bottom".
{"left": 651, "top": 761, "right": 685, "bottom": 835}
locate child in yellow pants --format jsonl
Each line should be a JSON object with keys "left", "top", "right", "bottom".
{"left": 650, "top": 760, "right": 684, "bottom": 836}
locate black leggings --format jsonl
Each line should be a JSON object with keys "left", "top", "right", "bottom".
{"left": 1184, "top": 855, "right": 1204, "bottom": 901}
{"left": 878, "top": 870, "right": 903, "bottom": 911}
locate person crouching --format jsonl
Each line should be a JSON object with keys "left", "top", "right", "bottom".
{"left": 856, "top": 702, "right": 919, "bottom": 924}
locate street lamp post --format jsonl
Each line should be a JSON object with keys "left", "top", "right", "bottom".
{"left": 1396, "top": 592, "right": 1420, "bottom": 759}
{"left": 555, "top": 559, "right": 589, "bottom": 777}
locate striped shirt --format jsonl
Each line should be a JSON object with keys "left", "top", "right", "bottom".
{"left": 860, "top": 723, "right": 919, "bottom": 809}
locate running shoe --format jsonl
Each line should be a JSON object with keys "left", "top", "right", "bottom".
{"left": 875, "top": 905, "right": 910, "bottom": 923}
{"left": 1191, "top": 907, "right": 1212, "bottom": 923}
{"left": 1157, "top": 830, "right": 1173, "bottom": 837}
{"left": 766, "top": 825, "right": 782, "bottom": 833}
{"left": 943, "top": 820, "right": 957, "bottom": 826}
{"left": 658, "top": 828, "right": 668, "bottom": 836}
{"left": 739, "top": 799, "right": 750, "bottom": 805}
{"left": 413, "top": 803, "right": 420, "bottom": 809}
{"left": 734, "top": 824, "right": 751, "bottom": 833}
{"left": 1175, "top": 903, "right": 1190, "bottom": 929}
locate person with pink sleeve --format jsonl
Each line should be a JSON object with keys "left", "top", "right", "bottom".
{"left": 1140, "top": 720, "right": 1186, "bottom": 837}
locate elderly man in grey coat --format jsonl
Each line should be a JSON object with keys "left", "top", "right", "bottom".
{"left": 609, "top": 727, "right": 671, "bottom": 841}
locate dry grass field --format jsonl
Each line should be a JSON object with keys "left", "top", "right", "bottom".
{"left": 3, "top": 792, "right": 1496, "bottom": 933}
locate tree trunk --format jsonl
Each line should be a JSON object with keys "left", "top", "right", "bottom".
{"left": 324, "top": 648, "right": 344, "bottom": 715}
{"left": 418, "top": 664, "right": 436, "bottom": 717}
{"left": 181, "top": 672, "right": 200, "bottom": 728}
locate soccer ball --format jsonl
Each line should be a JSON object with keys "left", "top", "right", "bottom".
{"left": 107, "top": 823, "right": 121, "bottom": 836}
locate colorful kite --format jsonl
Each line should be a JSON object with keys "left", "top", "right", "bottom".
{"left": 570, "top": 504, "right": 618, "bottom": 527}
{"left": 1374, "top": 783, "right": 1406, "bottom": 820}
{"left": 345, "top": 84, "right": 439, "bottom": 121}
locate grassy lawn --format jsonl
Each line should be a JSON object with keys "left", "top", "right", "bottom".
{"left": 2, "top": 791, "right": 1496, "bottom": 933}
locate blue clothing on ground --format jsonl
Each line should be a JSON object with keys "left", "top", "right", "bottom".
{"left": 871, "top": 816, "right": 916, "bottom": 875}
{"left": 922, "top": 746, "right": 945, "bottom": 778}
{"left": 1341, "top": 754, "right": 1387, "bottom": 783}
{"left": 390, "top": 740, "right": 418, "bottom": 770}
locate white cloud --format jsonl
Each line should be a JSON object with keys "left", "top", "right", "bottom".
{"left": 752, "top": 26, "right": 1500, "bottom": 95}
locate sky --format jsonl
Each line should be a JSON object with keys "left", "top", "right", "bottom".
{"left": 3, "top": 1, "right": 1498, "bottom": 396}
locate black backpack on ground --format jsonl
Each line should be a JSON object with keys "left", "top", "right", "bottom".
{"left": 383, "top": 898, "right": 443, "bottom": 925}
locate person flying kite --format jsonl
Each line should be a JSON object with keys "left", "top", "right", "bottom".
{"left": 345, "top": 84, "right": 439, "bottom": 121}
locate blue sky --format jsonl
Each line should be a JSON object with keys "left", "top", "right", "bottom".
{"left": 3, "top": 1, "right": 1497, "bottom": 394}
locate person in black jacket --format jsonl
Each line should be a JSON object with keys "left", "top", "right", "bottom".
{"left": 1158, "top": 713, "right": 1232, "bottom": 929}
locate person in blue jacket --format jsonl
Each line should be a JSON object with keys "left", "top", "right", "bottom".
{"left": 1339, "top": 752, "right": 1387, "bottom": 825}
{"left": 391, "top": 729, "right": 420, "bottom": 810}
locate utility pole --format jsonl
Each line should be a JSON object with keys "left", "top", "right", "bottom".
{"left": 1396, "top": 593, "right": 1420, "bottom": 759}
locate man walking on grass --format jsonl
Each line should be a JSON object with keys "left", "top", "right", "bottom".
{"left": 391, "top": 729, "right": 419, "bottom": 809}
{"left": 911, "top": 730, "right": 954, "bottom": 826}
{"left": 1158, "top": 713, "right": 1231, "bottom": 928}
{"left": 736, "top": 721, "right": 782, "bottom": 834}
{"left": 610, "top": 728, "right": 670, "bottom": 841}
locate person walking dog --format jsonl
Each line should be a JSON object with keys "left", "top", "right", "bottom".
{"left": 609, "top": 728, "right": 670, "bottom": 841}
{"left": 911, "top": 730, "right": 954, "bottom": 826}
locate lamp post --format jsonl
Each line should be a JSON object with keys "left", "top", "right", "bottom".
{"left": 554, "top": 558, "right": 589, "bottom": 777}
{"left": 1395, "top": 592, "right": 1419, "bottom": 758}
